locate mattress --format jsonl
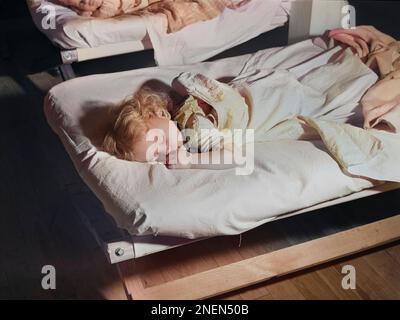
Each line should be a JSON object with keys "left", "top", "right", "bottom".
{"left": 27, "top": 0, "right": 291, "bottom": 50}
{"left": 45, "top": 38, "right": 379, "bottom": 240}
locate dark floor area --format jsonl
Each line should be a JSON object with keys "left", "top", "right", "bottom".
{"left": 0, "top": 0, "right": 399, "bottom": 299}
{"left": 0, "top": 61, "right": 129, "bottom": 299}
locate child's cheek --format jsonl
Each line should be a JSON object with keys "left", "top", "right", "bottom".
{"left": 80, "top": 10, "right": 94, "bottom": 16}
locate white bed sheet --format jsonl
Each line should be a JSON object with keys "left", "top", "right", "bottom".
{"left": 145, "top": 0, "right": 292, "bottom": 65}
{"left": 45, "top": 39, "right": 377, "bottom": 239}
{"left": 28, "top": 0, "right": 148, "bottom": 49}
{"left": 27, "top": 0, "right": 290, "bottom": 51}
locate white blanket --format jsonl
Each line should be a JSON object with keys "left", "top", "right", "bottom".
{"left": 236, "top": 46, "right": 400, "bottom": 183}
{"left": 27, "top": 0, "right": 147, "bottom": 49}
{"left": 46, "top": 39, "right": 396, "bottom": 239}
{"left": 145, "top": 0, "right": 289, "bottom": 65}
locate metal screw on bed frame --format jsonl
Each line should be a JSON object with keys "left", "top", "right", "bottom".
{"left": 60, "top": 50, "right": 79, "bottom": 64}
{"left": 115, "top": 248, "right": 125, "bottom": 257}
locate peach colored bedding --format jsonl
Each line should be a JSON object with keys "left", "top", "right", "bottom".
{"left": 329, "top": 26, "right": 400, "bottom": 133}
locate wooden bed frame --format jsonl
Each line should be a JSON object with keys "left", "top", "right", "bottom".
{"left": 58, "top": 1, "right": 400, "bottom": 298}
{"left": 69, "top": 181, "right": 400, "bottom": 299}
{"left": 123, "top": 214, "right": 400, "bottom": 300}
{"left": 51, "top": 0, "right": 400, "bottom": 300}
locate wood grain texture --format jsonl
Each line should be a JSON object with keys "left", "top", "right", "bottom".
{"left": 2, "top": 28, "right": 400, "bottom": 300}
{"left": 0, "top": 63, "right": 127, "bottom": 299}
{"left": 387, "top": 245, "right": 400, "bottom": 265}
{"left": 122, "top": 215, "right": 400, "bottom": 300}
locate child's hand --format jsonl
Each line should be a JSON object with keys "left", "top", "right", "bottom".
{"left": 166, "top": 146, "right": 193, "bottom": 170}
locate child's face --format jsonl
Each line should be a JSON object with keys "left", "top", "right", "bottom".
{"left": 133, "top": 117, "right": 187, "bottom": 164}
{"left": 58, "top": 0, "right": 102, "bottom": 13}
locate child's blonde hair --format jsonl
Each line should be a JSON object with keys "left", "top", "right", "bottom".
{"left": 102, "top": 87, "right": 171, "bottom": 161}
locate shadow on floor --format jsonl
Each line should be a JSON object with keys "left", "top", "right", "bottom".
{"left": 0, "top": 61, "right": 127, "bottom": 299}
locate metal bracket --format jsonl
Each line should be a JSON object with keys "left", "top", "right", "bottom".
{"left": 60, "top": 49, "right": 78, "bottom": 64}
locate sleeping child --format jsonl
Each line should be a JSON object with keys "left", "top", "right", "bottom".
{"left": 102, "top": 72, "right": 252, "bottom": 168}
{"left": 102, "top": 45, "right": 379, "bottom": 170}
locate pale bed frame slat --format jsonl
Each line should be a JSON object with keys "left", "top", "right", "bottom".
{"left": 61, "top": 39, "right": 152, "bottom": 64}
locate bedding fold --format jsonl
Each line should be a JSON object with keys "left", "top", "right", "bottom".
{"left": 219, "top": 42, "right": 400, "bottom": 184}
{"left": 71, "top": 0, "right": 250, "bottom": 32}
{"left": 301, "top": 117, "right": 400, "bottom": 182}
{"left": 329, "top": 26, "right": 400, "bottom": 133}
{"left": 143, "top": 0, "right": 250, "bottom": 33}
{"left": 90, "top": 0, "right": 243, "bottom": 31}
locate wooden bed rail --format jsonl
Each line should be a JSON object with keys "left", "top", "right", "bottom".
{"left": 124, "top": 214, "right": 400, "bottom": 300}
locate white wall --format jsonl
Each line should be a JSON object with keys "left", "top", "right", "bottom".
{"left": 289, "top": 0, "right": 350, "bottom": 44}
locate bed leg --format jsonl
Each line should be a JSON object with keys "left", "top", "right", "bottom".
{"left": 58, "top": 64, "right": 76, "bottom": 81}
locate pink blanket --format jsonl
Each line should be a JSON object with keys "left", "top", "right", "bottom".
{"left": 62, "top": 0, "right": 250, "bottom": 33}
{"left": 329, "top": 26, "right": 400, "bottom": 133}
{"left": 144, "top": 0, "right": 250, "bottom": 33}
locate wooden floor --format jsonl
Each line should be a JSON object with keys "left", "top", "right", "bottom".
{"left": 223, "top": 242, "right": 400, "bottom": 300}
{"left": 1, "top": 41, "right": 400, "bottom": 300}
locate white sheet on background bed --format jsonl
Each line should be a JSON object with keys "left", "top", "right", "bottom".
{"left": 145, "top": 0, "right": 291, "bottom": 65}
{"left": 28, "top": 0, "right": 147, "bottom": 49}
{"left": 27, "top": 0, "right": 290, "bottom": 53}
{"left": 45, "top": 38, "right": 384, "bottom": 239}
